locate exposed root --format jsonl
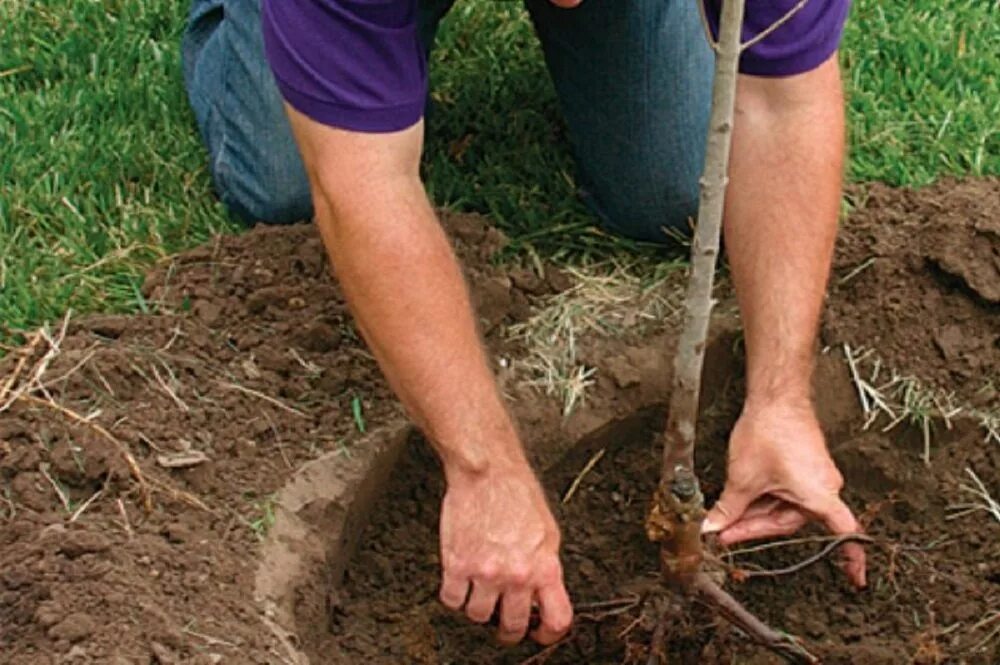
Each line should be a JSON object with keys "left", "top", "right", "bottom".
{"left": 0, "top": 332, "right": 43, "bottom": 408}
{"left": 947, "top": 467, "right": 1000, "bottom": 525}
{"left": 730, "top": 533, "right": 874, "bottom": 580}
{"left": 517, "top": 638, "right": 568, "bottom": 665}
{"left": 691, "top": 572, "right": 819, "bottom": 664}
{"left": 645, "top": 617, "right": 668, "bottom": 665}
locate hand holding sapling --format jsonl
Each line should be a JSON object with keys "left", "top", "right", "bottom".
{"left": 703, "top": 401, "right": 867, "bottom": 588}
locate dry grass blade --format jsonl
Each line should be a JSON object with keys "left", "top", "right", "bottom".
{"left": 561, "top": 448, "right": 605, "bottom": 504}
{"left": 69, "top": 486, "right": 105, "bottom": 523}
{"left": 215, "top": 379, "right": 308, "bottom": 418}
{"left": 947, "top": 467, "right": 1000, "bottom": 524}
{"left": 0, "top": 314, "right": 71, "bottom": 413}
{"left": 0, "top": 332, "right": 43, "bottom": 407}
{"left": 39, "top": 462, "right": 72, "bottom": 512}
{"left": 968, "top": 611, "right": 1000, "bottom": 652}
{"left": 507, "top": 262, "right": 681, "bottom": 416}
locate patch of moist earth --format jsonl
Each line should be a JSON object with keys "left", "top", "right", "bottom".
{"left": 319, "top": 351, "right": 999, "bottom": 665}
{"left": 826, "top": 177, "right": 1000, "bottom": 410}
{"left": 0, "top": 213, "right": 572, "bottom": 664}
{"left": 0, "top": 177, "right": 997, "bottom": 665}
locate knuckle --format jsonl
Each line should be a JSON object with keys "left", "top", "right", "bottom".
{"left": 476, "top": 561, "right": 500, "bottom": 584}
{"left": 507, "top": 564, "right": 532, "bottom": 587}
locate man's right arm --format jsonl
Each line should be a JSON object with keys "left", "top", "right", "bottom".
{"left": 282, "top": 105, "right": 572, "bottom": 646}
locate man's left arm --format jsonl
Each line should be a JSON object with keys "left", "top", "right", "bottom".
{"left": 702, "top": 52, "right": 867, "bottom": 587}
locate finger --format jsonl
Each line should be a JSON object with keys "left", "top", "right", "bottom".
{"left": 496, "top": 589, "right": 533, "bottom": 646}
{"left": 736, "top": 496, "right": 784, "bottom": 521}
{"left": 531, "top": 583, "right": 573, "bottom": 645}
{"left": 811, "top": 496, "right": 868, "bottom": 589}
{"left": 703, "top": 484, "right": 758, "bottom": 534}
{"left": 439, "top": 569, "right": 470, "bottom": 611}
{"left": 465, "top": 581, "right": 501, "bottom": 624}
{"left": 717, "top": 507, "right": 809, "bottom": 546}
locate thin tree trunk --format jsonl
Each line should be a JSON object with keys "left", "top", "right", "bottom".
{"left": 647, "top": 0, "right": 745, "bottom": 586}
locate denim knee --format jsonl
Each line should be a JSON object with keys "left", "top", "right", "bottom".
{"left": 213, "top": 155, "right": 313, "bottom": 225}
{"left": 583, "top": 172, "right": 700, "bottom": 245}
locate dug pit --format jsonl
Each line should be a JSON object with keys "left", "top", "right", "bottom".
{"left": 1, "top": 179, "right": 998, "bottom": 664}
{"left": 258, "top": 345, "right": 999, "bottom": 665}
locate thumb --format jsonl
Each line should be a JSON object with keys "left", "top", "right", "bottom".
{"left": 703, "top": 485, "right": 754, "bottom": 534}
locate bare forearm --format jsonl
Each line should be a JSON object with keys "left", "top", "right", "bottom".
{"left": 285, "top": 110, "right": 525, "bottom": 478}
{"left": 725, "top": 56, "right": 844, "bottom": 407}
{"left": 321, "top": 182, "right": 522, "bottom": 473}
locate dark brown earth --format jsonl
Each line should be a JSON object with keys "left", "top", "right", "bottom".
{"left": 0, "top": 213, "right": 541, "bottom": 664}
{"left": 1, "top": 179, "right": 998, "bottom": 664}
{"left": 324, "top": 351, "right": 999, "bottom": 665}
{"left": 826, "top": 178, "right": 1000, "bottom": 410}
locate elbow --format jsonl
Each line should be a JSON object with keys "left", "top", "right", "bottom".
{"left": 736, "top": 54, "right": 843, "bottom": 118}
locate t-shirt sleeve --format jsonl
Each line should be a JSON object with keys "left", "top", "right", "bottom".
{"left": 702, "top": 0, "right": 851, "bottom": 77}
{"left": 262, "top": 0, "right": 426, "bottom": 132}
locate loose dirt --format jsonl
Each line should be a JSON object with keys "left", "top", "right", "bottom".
{"left": 1, "top": 179, "right": 997, "bottom": 664}
{"left": 321, "top": 351, "right": 998, "bottom": 665}
{"left": 825, "top": 177, "right": 1000, "bottom": 410}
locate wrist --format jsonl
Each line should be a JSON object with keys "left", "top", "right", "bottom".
{"left": 443, "top": 452, "right": 534, "bottom": 490}
{"left": 744, "top": 354, "right": 814, "bottom": 413}
{"left": 437, "top": 424, "right": 531, "bottom": 485}
{"left": 742, "top": 389, "right": 813, "bottom": 419}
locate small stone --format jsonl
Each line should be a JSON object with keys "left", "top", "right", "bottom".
{"left": 933, "top": 324, "right": 965, "bottom": 361}
{"left": 48, "top": 612, "right": 96, "bottom": 643}
{"left": 150, "top": 641, "right": 177, "bottom": 664}
{"left": 193, "top": 300, "right": 223, "bottom": 326}
{"left": 603, "top": 355, "right": 641, "bottom": 389}
{"left": 156, "top": 450, "right": 210, "bottom": 469}
{"left": 59, "top": 531, "right": 111, "bottom": 559}
{"left": 62, "top": 644, "right": 89, "bottom": 661}
{"left": 545, "top": 266, "right": 574, "bottom": 293}
{"left": 161, "top": 522, "right": 192, "bottom": 544}
{"left": 35, "top": 600, "right": 64, "bottom": 628}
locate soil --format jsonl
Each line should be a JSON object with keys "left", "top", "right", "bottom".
{"left": 323, "top": 351, "right": 999, "bottom": 665}
{"left": 825, "top": 177, "right": 1000, "bottom": 410}
{"left": 0, "top": 179, "right": 997, "bottom": 664}
{"left": 0, "top": 213, "right": 544, "bottom": 664}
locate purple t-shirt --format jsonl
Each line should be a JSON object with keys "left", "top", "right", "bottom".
{"left": 263, "top": 0, "right": 850, "bottom": 133}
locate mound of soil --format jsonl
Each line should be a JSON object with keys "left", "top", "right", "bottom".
{"left": 826, "top": 178, "right": 1000, "bottom": 409}
{"left": 0, "top": 178, "right": 997, "bottom": 664}
{"left": 0, "top": 213, "right": 554, "bottom": 664}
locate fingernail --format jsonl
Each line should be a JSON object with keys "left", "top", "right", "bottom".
{"left": 702, "top": 517, "right": 721, "bottom": 534}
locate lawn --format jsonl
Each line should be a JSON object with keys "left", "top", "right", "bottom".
{"left": 1, "top": 0, "right": 998, "bottom": 338}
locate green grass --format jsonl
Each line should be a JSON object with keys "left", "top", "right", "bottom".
{"left": 2, "top": 0, "right": 997, "bottom": 337}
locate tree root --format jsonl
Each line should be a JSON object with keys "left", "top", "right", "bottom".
{"left": 690, "top": 572, "right": 819, "bottom": 664}
{"left": 645, "top": 617, "right": 668, "bottom": 665}
{"left": 733, "top": 534, "right": 873, "bottom": 580}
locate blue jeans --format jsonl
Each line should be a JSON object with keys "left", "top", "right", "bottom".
{"left": 182, "top": 0, "right": 712, "bottom": 243}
